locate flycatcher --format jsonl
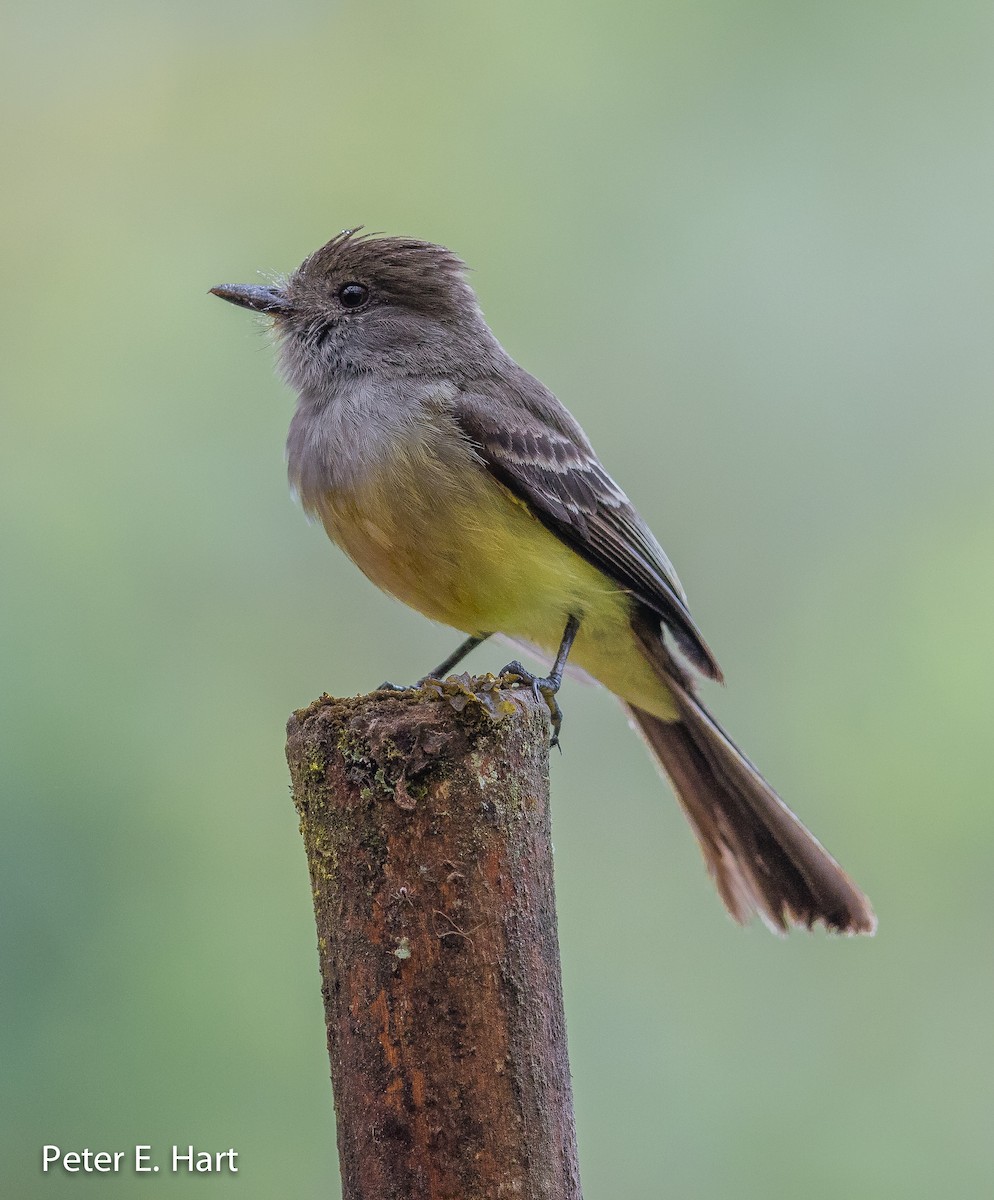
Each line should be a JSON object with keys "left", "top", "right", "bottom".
{"left": 211, "top": 229, "right": 875, "bottom": 936}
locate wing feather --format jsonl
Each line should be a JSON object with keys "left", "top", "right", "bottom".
{"left": 454, "top": 395, "right": 722, "bottom": 681}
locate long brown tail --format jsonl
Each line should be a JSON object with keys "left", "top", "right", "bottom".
{"left": 626, "top": 690, "right": 876, "bottom": 935}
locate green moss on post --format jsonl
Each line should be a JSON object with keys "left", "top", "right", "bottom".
{"left": 286, "top": 676, "right": 583, "bottom": 1200}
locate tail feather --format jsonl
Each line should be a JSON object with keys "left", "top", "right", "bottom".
{"left": 627, "top": 691, "right": 876, "bottom": 935}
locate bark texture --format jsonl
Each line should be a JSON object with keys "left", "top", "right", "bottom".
{"left": 286, "top": 676, "right": 582, "bottom": 1200}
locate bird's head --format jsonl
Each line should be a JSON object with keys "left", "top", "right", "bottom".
{"left": 211, "top": 229, "right": 494, "bottom": 391}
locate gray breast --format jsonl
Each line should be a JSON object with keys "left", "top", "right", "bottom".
{"left": 286, "top": 376, "right": 459, "bottom": 508}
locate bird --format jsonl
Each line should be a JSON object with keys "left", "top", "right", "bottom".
{"left": 211, "top": 229, "right": 875, "bottom": 936}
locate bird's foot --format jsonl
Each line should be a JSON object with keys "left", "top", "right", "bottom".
{"left": 377, "top": 676, "right": 445, "bottom": 692}
{"left": 499, "top": 660, "right": 564, "bottom": 748}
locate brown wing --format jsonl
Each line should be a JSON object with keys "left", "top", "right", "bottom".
{"left": 454, "top": 394, "right": 723, "bottom": 681}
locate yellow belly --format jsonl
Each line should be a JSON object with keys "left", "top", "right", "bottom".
{"left": 314, "top": 441, "right": 677, "bottom": 720}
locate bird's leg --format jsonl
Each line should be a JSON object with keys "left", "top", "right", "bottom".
{"left": 378, "top": 633, "right": 492, "bottom": 691}
{"left": 500, "top": 615, "right": 580, "bottom": 747}
{"left": 429, "top": 632, "right": 492, "bottom": 679}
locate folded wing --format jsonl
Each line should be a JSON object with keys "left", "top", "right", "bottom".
{"left": 454, "top": 391, "right": 723, "bottom": 681}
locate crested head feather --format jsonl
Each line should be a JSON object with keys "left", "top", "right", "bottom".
{"left": 290, "top": 227, "right": 476, "bottom": 321}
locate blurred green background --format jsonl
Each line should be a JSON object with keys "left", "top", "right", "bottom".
{"left": 3, "top": 1, "right": 993, "bottom": 1196}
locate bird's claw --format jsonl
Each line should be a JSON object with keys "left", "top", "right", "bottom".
{"left": 378, "top": 676, "right": 445, "bottom": 692}
{"left": 499, "top": 661, "right": 564, "bottom": 748}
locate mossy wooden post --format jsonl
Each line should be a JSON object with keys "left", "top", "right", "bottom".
{"left": 285, "top": 676, "right": 583, "bottom": 1200}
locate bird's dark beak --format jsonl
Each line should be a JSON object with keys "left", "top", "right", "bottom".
{"left": 209, "top": 283, "right": 292, "bottom": 314}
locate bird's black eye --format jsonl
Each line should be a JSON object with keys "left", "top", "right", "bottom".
{"left": 338, "top": 282, "right": 369, "bottom": 309}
